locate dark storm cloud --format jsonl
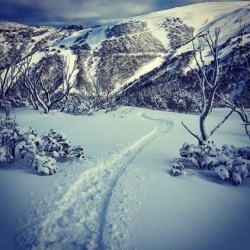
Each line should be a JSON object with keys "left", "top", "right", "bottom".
{"left": 0, "top": 0, "right": 247, "bottom": 26}
{"left": 0, "top": 0, "right": 149, "bottom": 26}
{"left": 0, "top": 2, "right": 49, "bottom": 24}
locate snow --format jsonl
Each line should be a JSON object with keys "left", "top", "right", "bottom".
{"left": 139, "top": 1, "right": 248, "bottom": 34}
{"left": 0, "top": 106, "right": 249, "bottom": 250}
{"left": 146, "top": 19, "right": 169, "bottom": 49}
{"left": 142, "top": 1, "right": 250, "bottom": 73}
{"left": 55, "top": 29, "right": 89, "bottom": 48}
{"left": 31, "top": 28, "right": 57, "bottom": 43}
{"left": 173, "top": 3, "right": 250, "bottom": 71}
{"left": 86, "top": 25, "right": 108, "bottom": 50}
{"left": 30, "top": 51, "right": 46, "bottom": 66}
{"left": 117, "top": 56, "right": 166, "bottom": 91}
{"left": 59, "top": 49, "right": 78, "bottom": 82}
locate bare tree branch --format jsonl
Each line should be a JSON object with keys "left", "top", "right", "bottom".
{"left": 181, "top": 121, "right": 202, "bottom": 144}
{"left": 209, "top": 107, "right": 235, "bottom": 138}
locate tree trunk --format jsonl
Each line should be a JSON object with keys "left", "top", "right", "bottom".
{"left": 199, "top": 114, "right": 209, "bottom": 144}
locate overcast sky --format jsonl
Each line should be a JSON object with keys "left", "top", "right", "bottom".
{"left": 0, "top": 0, "right": 247, "bottom": 26}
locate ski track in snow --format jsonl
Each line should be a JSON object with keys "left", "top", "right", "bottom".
{"left": 15, "top": 110, "right": 173, "bottom": 250}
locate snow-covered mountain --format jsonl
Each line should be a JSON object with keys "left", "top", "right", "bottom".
{"left": 1, "top": 1, "right": 250, "bottom": 110}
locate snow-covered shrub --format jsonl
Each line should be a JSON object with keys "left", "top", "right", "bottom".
{"left": 32, "top": 155, "right": 58, "bottom": 175}
{"left": 0, "top": 117, "right": 25, "bottom": 162}
{"left": 73, "top": 103, "right": 94, "bottom": 116}
{"left": 237, "top": 147, "right": 250, "bottom": 160}
{"left": 0, "top": 117, "right": 85, "bottom": 175}
{"left": 173, "top": 142, "right": 249, "bottom": 185}
{"left": 67, "top": 145, "right": 85, "bottom": 160}
{"left": 18, "top": 139, "right": 38, "bottom": 163}
{"left": 221, "top": 144, "right": 235, "bottom": 157}
{"left": 39, "top": 130, "right": 71, "bottom": 158}
{"left": 179, "top": 142, "right": 196, "bottom": 158}
{"left": 178, "top": 141, "right": 221, "bottom": 169}
{"left": 0, "top": 95, "right": 29, "bottom": 111}
{"left": 59, "top": 94, "right": 94, "bottom": 116}
{"left": 171, "top": 162, "right": 184, "bottom": 176}
{"left": 0, "top": 147, "right": 7, "bottom": 163}
{"left": 38, "top": 130, "right": 85, "bottom": 161}
{"left": 214, "top": 165, "right": 230, "bottom": 180}
{"left": 231, "top": 157, "right": 249, "bottom": 185}
{"left": 171, "top": 161, "right": 189, "bottom": 177}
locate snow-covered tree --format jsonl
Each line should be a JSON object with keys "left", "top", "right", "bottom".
{"left": 59, "top": 93, "right": 94, "bottom": 115}
{"left": 0, "top": 44, "right": 26, "bottom": 99}
{"left": 0, "top": 116, "right": 84, "bottom": 175}
{"left": 219, "top": 97, "right": 250, "bottom": 140}
{"left": 20, "top": 52, "right": 78, "bottom": 114}
{"left": 171, "top": 29, "right": 249, "bottom": 186}
{"left": 182, "top": 29, "right": 235, "bottom": 145}
{"left": 218, "top": 48, "right": 250, "bottom": 140}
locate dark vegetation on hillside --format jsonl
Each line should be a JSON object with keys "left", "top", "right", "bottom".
{"left": 0, "top": 16, "right": 249, "bottom": 115}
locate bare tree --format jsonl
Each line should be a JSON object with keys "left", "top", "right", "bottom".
{"left": 218, "top": 94, "right": 250, "bottom": 139}
{"left": 216, "top": 40, "right": 250, "bottom": 139}
{"left": 20, "top": 52, "right": 78, "bottom": 114}
{"left": 100, "top": 78, "right": 115, "bottom": 109}
{"left": 88, "top": 72, "right": 103, "bottom": 109}
{"left": 0, "top": 45, "right": 26, "bottom": 99}
{"left": 182, "top": 29, "right": 235, "bottom": 145}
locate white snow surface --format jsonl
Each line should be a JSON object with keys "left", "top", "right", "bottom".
{"left": 139, "top": 1, "right": 249, "bottom": 34}
{"left": 0, "top": 106, "right": 249, "bottom": 250}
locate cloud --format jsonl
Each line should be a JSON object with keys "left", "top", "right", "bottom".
{"left": 0, "top": 0, "right": 247, "bottom": 26}
{"left": 49, "top": 0, "right": 154, "bottom": 21}
{"left": 0, "top": 0, "right": 153, "bottom": 25}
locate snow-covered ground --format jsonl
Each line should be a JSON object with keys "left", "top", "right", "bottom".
{"left": 0, "top": 106, "right": 249, "bottom": 250}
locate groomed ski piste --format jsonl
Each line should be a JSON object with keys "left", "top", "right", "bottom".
{"left": 0, "top": 106, "right": 249, "bottom": 250}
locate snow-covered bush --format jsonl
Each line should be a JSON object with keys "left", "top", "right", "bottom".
{"left": 55, "top": 93, "right": 94, "bottom": 115}
{"left": 231, "top": 157, "right": 249, "bottom": 185}
{"left": 0, "top": 147, "right": 7, "bottom": 163}
{"left": 171, "top": 162, "right": 184, "bottom": 176}
{"left": 32, "top": 155, "right": 58, "bottom": 175}
{"left": 237, "top": 147, "right": 250, "bottom": 160}
{"left": 0, "top": 117, "right": 85, "bottom": 175}
{"left": 172, "top": 141, "right": 250, "bottom": 185}
{"left": 0, "top": 95, "right": 29, "bottom": 110}
{"left": 67, "top": 145, "right": 85, "bottom": 160}
{"left": 39, "top": 130, "right": 71, "bottom": 158}
{"left": 73, "top": 103, "right": 94, "bottom": 116}
{"left": 60, "top": 96, "right": 94, "bottom": 116}
{"left": 0, "top": 117, "right": 26, "bottom": 162}
{"left": 170, "top": 161, "right": 189, "bottom": 176}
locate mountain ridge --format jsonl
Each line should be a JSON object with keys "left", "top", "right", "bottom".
{"left": 0, "top": 1, "right": 249, "bottom": 112}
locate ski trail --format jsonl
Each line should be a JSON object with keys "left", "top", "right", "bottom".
{"left": 102, "top": 110, "right": 174, "bottom": 249}
{"left": 16, "top": 109, "right": 175, "bottom": 250}
{"left": 16, "top": 126, "right": 160, "bottom": 250}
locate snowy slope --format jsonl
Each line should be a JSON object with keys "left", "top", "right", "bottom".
{"left": 0, "top": 106, "right": 249, "bottom": 250}
{"left": 2, "top": 1, "right": 249, "bottom": 99}
{"left": 175, "top": 5, "right": 250, "bottom": 60}
{"left": 141, "top": 2, "right": 249, "bottom": 33}
{"left": 117, "top": 3, "right": 250, "bottom": 110}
